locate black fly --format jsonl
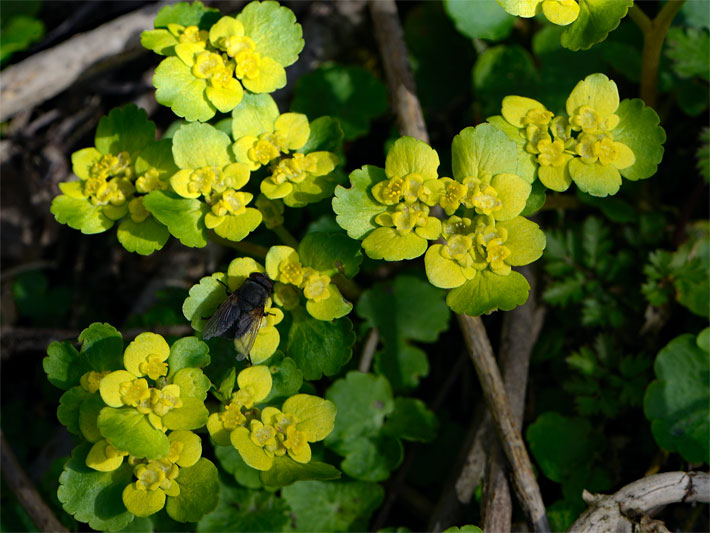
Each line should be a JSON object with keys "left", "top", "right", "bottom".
{"left": 201, "top": 272, "right": 274, "bottom": 361}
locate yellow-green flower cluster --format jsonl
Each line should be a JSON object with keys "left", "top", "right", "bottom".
{"left": 498, "top": 0, "right": 580, "bottom": 26}
{"left": 265, "top": 245, "right": 353, "bottom": 321}
{"left": 499, "top": 73, "right": 635, "bottom": 197}
{"left": 232, "top": 109, "right": 338, "bottom": 202}
{"left": 207, "top": 366, "right": 336, "bottom": 471}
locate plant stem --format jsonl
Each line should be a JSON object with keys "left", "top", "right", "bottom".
{"left": 272, "top": 224, "right": 300, "bottom": 249}
{"left": 208, "top": 233, "right": 268, "bottom": 259}
{"left": 629, "top": 1, "right": 686, "bottom": 108}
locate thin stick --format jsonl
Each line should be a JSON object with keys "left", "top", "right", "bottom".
{"left": 369, "top": 1, "right": 549, "bottom": 530}
{"left": 629, "top": 1, "right": 686, "bottom": 108}
{"left": 1, "top": 429, "right": 68, "bottom": 532}
{"left": 358, "top": 328, "right": 379, "bottom": 373}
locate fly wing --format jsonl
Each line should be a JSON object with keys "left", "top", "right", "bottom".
{"left": 202, "top": 294, "right": 241, "bottom": 340}
{"left": 233, "top": 306, "right": 266, "bottom": 361}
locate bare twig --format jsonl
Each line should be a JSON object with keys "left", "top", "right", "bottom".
{"left": 483, "top": 266, "right": 545, "bottom": 532}
{"left": 369, "top": 1, "right": 549, "bottom": 530}
{"left": 358, "top": 328, "right": 379, "bottom": 373}
{"left": 1, "top": 429, "right": 68, "bottom": 532}
{"left": 570, "top": 471, "right": 710, "bottom": 532}
{"left": 0, "top": 2, "right": 168, "bottom": 121}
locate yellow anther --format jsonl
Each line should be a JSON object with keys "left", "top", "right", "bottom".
{"left": 235, "top": 48, "right": 262, "bottom": 80}
{"left": 249, "top": 421, "right": 277, "bottom": 447}
{"left": 537, "top": 139, "right": 568, "bottom": 167}
{"left": 128, "top": 197, "right": 150, "bottom": 223}
{"left": 570, "top": 105, "right": 603, "bottom": 132}
{"left": 440, "top": 180, "right": 466, "bottom": 213}
{"left": 279, "top": 259, "right": 304, "bottom": 286}
{"left": 135, "top": 168, "right": 167, "bottom": 193}
{"left": 225, "top": 35, "right": 255, "bottom": 58}
{"left": 135, "top": 462, "right": 166, "bottom": 491}
{"left": 592, "top": 136, "right": 619, "bottom": 166}
{"left": 179, "top": 25, "right": 208, "bottom": 45}
{"left": 302, "top": 271, "right": 331, "bottom": 302}
{"left": 150, "top": 384, "right": 182, "bottom": 417}
{"left": 248, "top": 137, "right": 281, "bottom": 166}
{"left": 80, "top": 370, "right": 109, "bottom": 394}
{"left": 187, "top": 167, "right": 216, "bottom": 196}
{"left": 523, "top": 108, "right": 554, "bottom": 127}
{"left": 138, "top": 353, "right": 168, "bottom": 381}
{"left": 211, "top": 190, "right": 250, "bottom": 217}
{"left": 192, "top": 51, "right": 225, "bottom": 79}
{"left": 119, "top": 378, "right": 151, "bottom": 407}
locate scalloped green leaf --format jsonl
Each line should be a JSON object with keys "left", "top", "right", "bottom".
{"left": 117, "top": 218, "right": 170, "bottom": 256}
{"left": 95, "top": 105, "right": 156, "bottom": 157}
{"left": 560, "top": 0, "right": 633, "bottom": 52}
{"left": 338, "top": 435, "right": 403, "bottom": 482}
{"left": 166, "top": 458, "right": 220, "bottom": 523}
{"left": 263, "top": 352, "right": 303, "bottom": 403}
{"left": 644, "top": 333, "right": 710, "bottom": 463}
{"left": 260, "top": 456, "right": 341, "bottom": 489}
{"left": 446, "top": 270, "right": 530, "bottom": 315}
{"left": 172, "top": 368, "right": 210, "bottom": 400}
{"left": 57, "top": 387, "right": 92, "bottom": 435}
{"left": 612, "top": 98, "right": 666, "bottom": 182}
{"left": 451, "top": 123, "right": 518, "bottom": 182}
{"left": 153, "top": 1, "right": 221, "bottom": 30}
{"left": 374, "top": 341, "right": 430, "bottom": 392}
{"left": 237, "top": 0, "right": 304, "bottom": 67}
{"left": 97, "top": 407, "right": 170, "bottom": 460}
{"left": 79, "top": 322, "right": 124, "bottom": 372}
{"left": 50, "top": 195, "right": 114, "bottom": 235}
{"left": 383, "top": 397, "right": 439, "bottom": 442}
{"left": 58, "top": 444, "right": 134, "bottom": 532}
{"left": 154, "top": 57, "right": 215, "bottom": 122}
{"left": 298, "top": 116, "right": 344, "bottom": 154}
{"left": 281, "top": 480, "right": 384, "bottom": 532}
{"left": 214, "top": 445, "right": 262, "bottom": 489}
{"left": 162, "top": 397, "right": 209, "bottom": 430}
{"left": 486, "top": 115, "right": 537, "bottom": 184}
{"left": 357, "top": 275, "right": 450, "bottom": 343}
{"left": 285, "top": 167, "right": 345, "bottom": 208}
{"left": 298, "top": 232, "right": 363, "bottom": 278}
{"left": 521, "top": 179, "right": 547, "bottom": 216}
{"left": 665, "top": 27, "right": 710, "bottom": 81}
{"left": 231, "top": 93, "right": 279, "bottom": 140}
{"left": 291, "top": 64, "right": 387, "bottom": 141}
{"left": 332, "top": 165, "right": 387, "bottom": 240}
{"left": 182, "top": 273, "right": 229, "bottom": 333}
{"left": 168, "top": 337, "right": 211, "bottom": 377}
{"left": 211, "top": 209, "right": 262, "bottom": 242}
{"left": 443, "top": 0, "right": 514, "bottom": 41}
{"left": 172, "top": 122, "right": 232, "bottom": 169}
{"left": 135, "top": 138, "right": 178, "bottom": 178}
{"left": 196, "top": 482, "right": 290, "bottom": 532}
{"left": 325, "top": 371, "right": 394, "bottom": 445}
{"left": 44, "top": 341, "right": 87, "bottom": 390}
{"left": 473, "top": 45, "right": 540, "bottom": 117}
{"left": 286, "top": 311, "right": 355, "bottom": 380}
{"left": 143, "top": 191, "right": 209, "bottom": 248}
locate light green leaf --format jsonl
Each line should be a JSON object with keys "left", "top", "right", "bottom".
{"left": 298, "top": 116, "right": 344, "bottom": 154}
{"left": 135, "top": 138, "right": 178, "bottom": 178}
{"left": 214, "top": 445, "right": 262, "bottom": 489}
{"left": 338, "top": 435, "right": 403, "bottom": 482}
{"left": 58, "top": 444, "right": 134, "bottom": 532}
{"left": 162, "top": 397, "right": 209, "bottom": 430}
{"left": 498, "top": 216, "right": 546, "bottom": 266}
{"left": 168, "top": 336, "right": 211, "bottom": 377}
{"left": 287, "top": 311, "right": 355, "bottom": 380}
{"left": 153, "top": 57, "right": 215, "bottom": 122}
{"left": 44, "top": 341, "right": 87, "bottom": 391}
{"left": 612, "top": 98, "right": 666, "bottom": 182}
{"left": 447, "top": 270, "right": 530, "bottom": 315}
{"left": 383, "top": 398, "right": 438, "bottom": 442}
{"left": 487, "top": 115, "right": 537, "bottom": 184}
{"left": 237, "top": 0, "right": 303, "bottom": 67}
{"left": 325, "top": 371, "right": 394, "bottom": 444}
{"left": 117, "top": 218, "right": 170, "bottom": 255}
{"left": 95, "top": 105, "right": 156, "bottom": 157}
{"left": 332, "top": 165, "right": 387, "bottom": 239}
{"left": 143, "top": 191, "right": 209, "bottom": 248}
{"left": 97, "top": 407, "right": 170, "bottom": 460}
{"left": 211, "top": 209, "right": 262, "bottom": 242}
{"left": 298, "top": 232, "right": 363, "bottom": 278}
{"left": 182, "top": 273, "right": 229, "bottom": 333}
{"left": 50, "top": 195, "right": 114, "bottom": 235}
{"left": 443, "top": 0, "right": 514, "bottom": 41}
{"left": 473, "top": 45, "right": 539, "bottom": 117}
{"left": 291, "top": 64, "right": 388, "bottom": 140}
{"left": 231, "top": 93, "right": 279, "bottom": 139}
{"left": 263, "top": 352, "right": 303, "bottom": 403}
{"left": 560, "top": 0, "right": 633, "bottom": 51}
{"left": 281, "top": 480, "right": 384, "bottom": 532}
{"left": 78, "top": 322, "right": 124, "bottom": 372}
{"left": 153, "top": 1, "right": 221, "bottom": 30}
{"left": 374, "top": 341, "right": 430, "bottom": 392}
{"left": 172, "top": 122, "right": 232, "bottom": 169}
{"left": 166, "top": 458, "right": 220, "bottom": 523}
{"left": 644, "top": 333, "right": 710, "bottom": 463}
{"left": 197, "top": 481, "right": 290, "bottom": 532}
{"left": 0, "top": 14, "right": 44, "bottom": 64}
{"left": 57, "top": 387, "right": 92, "bottom": 435}
{"left": 452, "top": 123, "right": 518, "bottom": 182}
{"left": 260, "top": 456, "right": 341, "bottom": 489}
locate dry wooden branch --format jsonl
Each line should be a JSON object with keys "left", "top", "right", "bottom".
{"left": 0, "top": 2, "right": 167, "bottom": 122}
{"left": 570, "top": 471, "right": 710, "bottom": 532}
{"left": 1, "top": 429, "right": 68, "bottom": 532}
{"left": 483, "top": 266, "right": 545, "bottom": 532}
{"left": 369, "top": 1, "right": 549, "bottom": 530}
